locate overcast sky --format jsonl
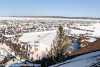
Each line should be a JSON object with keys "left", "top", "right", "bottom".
{"left": 0, "top": 0, "right": 100, "bottom": 17}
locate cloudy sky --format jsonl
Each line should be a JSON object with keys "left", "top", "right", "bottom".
{"left": 0, "top": 0, "right": 100, "bottom": 17}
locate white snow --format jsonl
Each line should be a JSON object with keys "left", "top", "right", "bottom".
{"left": 4, "top": 35, "right": 15, "bottom": 38}
{"left": 19, "top": 30, "right": 57, "bottom": 60}
{"left": 0, "top": 43, "right": 12, "bottom": 55}
{"left": 0, "top": 55, "right": 5, "bottom": 61}
{"left": 18, "top": 22, "right": 100, "bottom": 60}
{"left": 86, "top": 37, "right": 96, "bottom": 42}
{"left": 64, "top": 23, "right": 100, "bottom": 38}
{"left": 50, "top": 51, "right": 100, "bottom": 67}
{"left": 0, "top": 47, "right": 9, "bottom": 61}
{"left": 0, "top": 43, "right": 15, "bottom": 61}
{"left": 5, "top": 58, "right": 25, "bottom": 67}
{"left": 92, "top": 23, "right": 100, "bottom": 38}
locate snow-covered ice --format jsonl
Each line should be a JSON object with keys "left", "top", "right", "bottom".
{"left": 50, "top": 51, "right": 100, "bottom": 67}
{"left": 19, "top": 30, "right": 57, "bottom": 60}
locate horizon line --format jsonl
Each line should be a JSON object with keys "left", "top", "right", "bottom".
{"left": 0, "top": 16, "right": 100, "bottom": 20}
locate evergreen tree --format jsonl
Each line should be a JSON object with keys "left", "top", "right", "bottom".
{"left": 48, "top": 25, "right": 69, "bottom": 62}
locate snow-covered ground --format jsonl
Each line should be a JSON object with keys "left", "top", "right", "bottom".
{"left": 19, "top": 30, "right": 57, "bottom": 60}
{"left": 92, "top": 23, "right": 100, "bottom": 38}
{"left": 5, "top": 58, "right": 25, "bottom": 67}
{"left": 18, "top": 22, "right": 100, "bottom": 60}
{"left": 64, "top": 23, "right": 100, "bottom": 43}
{"left": 50, "top": 51, "right": 100, "bottom": 67}
{"left": 0, "top": 43, "right": 12, "bottom": 61}
{"left": 0, "top": 17, "right": 100, "bottom": 66}
{"left": 65, "top": 23, "right": 100, "bottom": 38}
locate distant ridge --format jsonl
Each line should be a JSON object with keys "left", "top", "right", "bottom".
{"left": 0, "top": 16, "right": 100, "bottom": 20}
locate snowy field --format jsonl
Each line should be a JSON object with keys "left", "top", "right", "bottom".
{"left": 18, "top": 23, "right": 100, "bottom": 60}
{"left": 65, "top": 23, "right": 100, "bottom": 38}
{"left": 0, "top": 17, "right": 100, "bottom": 66}
{"left": 19, "top": 30, "right": 57, "bottom": 60}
